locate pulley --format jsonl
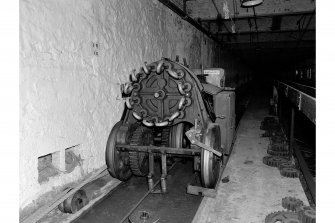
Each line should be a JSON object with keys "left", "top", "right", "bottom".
{"left": 58, "top": 189, "right": 89, "bottom": 214}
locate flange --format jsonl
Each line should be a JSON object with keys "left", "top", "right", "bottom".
{"left": 129, "top": 210, "right": 160, "bottom": 223}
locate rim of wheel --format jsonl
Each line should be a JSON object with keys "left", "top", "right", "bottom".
{"left": 105, "top": 121, "right": 132, "bottom": 181}
{"left": 201, "top": 123, "right": 221, "bottom": 188}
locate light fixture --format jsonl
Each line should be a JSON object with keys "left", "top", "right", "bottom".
{"left": 241, "top": 0, "right": 263, "bottom": 8}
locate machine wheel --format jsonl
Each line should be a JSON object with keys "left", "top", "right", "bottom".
{"left": 201, "top": 123, "right": 222, "bottom": 188}
{"left": 106, "top": 121, "right": 132, "bottom": 181}
{"left": 129, "top": 125, "right": 153, "bottom": 176}
{"left": 58, "top": 189, "right": 89, "bottom": 214}
{"left": 170, "top": 122, "right": 191, "bottom": 148}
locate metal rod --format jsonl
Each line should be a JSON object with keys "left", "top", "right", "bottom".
{"left": 148, "top": 153, "right": 155, "bottom": 190}
{"left": 252, "top": 7, "right": 260, "bottom": 47}
{"left": 296, "top": 11, "right": 315, "bottom": 48}
{"left": 161, "top": 153, "right": 167, "bottom": 193}
{"left": 289, "top": 107, "right": 295, "bottom": 160}
{"left": 210, "top": 0, "right": 220, "bottom": 15}
{"left": 118, "top": 162, "right": 177, "bottom": 223}
{"left": 116, "top": 144, "right": 201, "bottom": 155}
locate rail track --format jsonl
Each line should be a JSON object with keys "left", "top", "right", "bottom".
{"left": 72, "top": 160, "right": 204, "bottom": 223}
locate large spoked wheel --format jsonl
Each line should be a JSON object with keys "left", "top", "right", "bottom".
{"left": 106, "top": 121, "right": 132, "bottom": 181}
{"left": 201, "top": 123, "right": 222, "bottom": 188}
{"left": 170, "top": 122, "right": 191, "bottom": 148}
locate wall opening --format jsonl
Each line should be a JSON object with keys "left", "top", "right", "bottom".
{"left": 65, "top": 146, "right": 82, "bottom": 173}
{"left": 38, "top": 152, "right": 59, "bottom": 184}
{"left": 37, "top": 145, "right": 82, "bottom": 184}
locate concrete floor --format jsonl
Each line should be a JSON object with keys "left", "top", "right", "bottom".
{"left": 192, "top": 88, "right": 308, "bottom": 223}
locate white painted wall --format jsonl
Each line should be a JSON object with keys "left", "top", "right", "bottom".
{"left": 19, "top": 0, "right": 219, "bottom": 209}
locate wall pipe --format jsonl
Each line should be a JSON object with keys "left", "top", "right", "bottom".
{"left": 157, "top": 0, "right": 222, "bottom": 45}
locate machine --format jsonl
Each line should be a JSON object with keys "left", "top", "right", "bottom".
{"left": 105, "top": 58, "right": 235, "bottom": 192}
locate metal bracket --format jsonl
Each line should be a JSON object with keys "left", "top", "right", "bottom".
{"left": 298, "top": 93, "right": 302, "bottom": 110}
{"left": 285, "top": 86, "right": 289, "bottom": 97}
{"left": 185, "top": 129, "right": 222, "bottom": 157}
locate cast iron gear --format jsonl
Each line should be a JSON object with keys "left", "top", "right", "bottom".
{"left": 270, "top": 143, "right": 289, "bottom": 152}
{"left": 265, "top": 211, "right": 300, "bottom": 223}
{"left": 262, "top": 131, "right": 273, "bottom": 137}
{"left": 129, "top": 125, "right": 152, "bottom": 176}
{"left": 161, "top": 127, "right": 171, "bottom": 147}
{"left": 280, "top": 167, "right": 300, "bottom": 178}
{"left": 270, "top": 135, "right": 287, "bottom": 144}
{"left": 299, "top": 207, "right": 316, "bottom": 223}
{"left": 282, "top": 197, "right": 304, "bottom": 212}
{"left": 263, "top": 156, "right": 289, "bottom": 167}
{"left": 278, "top": 162, "right": 295, "bottom": 171}
{"left": 267, "top": 148, "right": 289, "bottom": 157}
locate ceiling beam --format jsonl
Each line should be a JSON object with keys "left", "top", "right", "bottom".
{"left": 187, "top": 0, "right": 315, "bottom": 21}
{"left": 205, "top": 13, "right": 315, "bottom": 36}
{"left": 218, "top": 29, "right": 315, "bottom": 35}
{"left": 219, "top": 30, "right": 315, "bottom": 44}
{"left": 201, "top": 10, "right": 315, "bottom": 22}
{"left": 224, "top": 40, "right": 315, "bottom": 49}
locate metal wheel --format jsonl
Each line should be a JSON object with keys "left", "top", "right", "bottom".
{"left": 106, "top": 121, "right": 132, "bottom": 181}
{"left": 170, "top": 122, "right": 191, "bottom": 148}
{"left": 201, "top": 123, "right": 222, "bottom": 188}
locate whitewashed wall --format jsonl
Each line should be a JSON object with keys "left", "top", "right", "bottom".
{"left": 19, "top": 0, "right": 219, "bottom": 209}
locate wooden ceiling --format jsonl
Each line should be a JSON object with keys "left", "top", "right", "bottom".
{"left": 168, "top": 0, "right": 316, "bottom": 70}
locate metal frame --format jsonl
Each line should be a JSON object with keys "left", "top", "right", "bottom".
{"left": 276, "top": 80, "right": 315, "bottom": 204}
{"left": 276, "top": 81, "right": 315, "bottom": 124}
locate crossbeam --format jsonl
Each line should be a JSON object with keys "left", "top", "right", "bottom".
{"left": 116, "top": 144, "right": 201, "bottom": 155}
